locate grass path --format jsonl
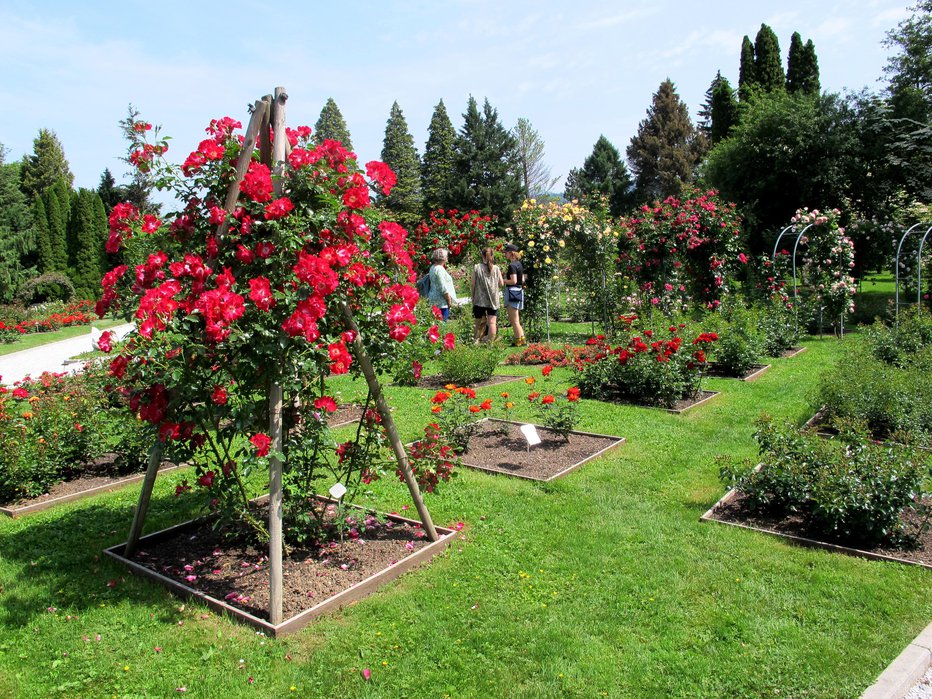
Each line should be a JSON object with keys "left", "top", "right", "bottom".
{"left": 0, "top": 335, "right": 928, "bottom": 697}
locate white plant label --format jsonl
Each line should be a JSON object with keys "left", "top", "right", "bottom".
{"left": 329, "top": 482, "right": 347, "bottom": 499}
{"left": 520, "top": 423, "right": 542, "bottom": 447}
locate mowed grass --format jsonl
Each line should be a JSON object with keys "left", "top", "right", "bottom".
{"left": 0, "top": 319, "right": 126, "bottom": 357}
{"left": 0, "top": 335, "right": 929, "bottom": 697}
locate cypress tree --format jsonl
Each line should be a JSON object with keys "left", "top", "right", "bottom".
{"left": 754, "top": 24, "right": 785, "bottom": 93}
{"left": 801, "top": 40, "right": 821, "bottom": 94}
{"left": 451, "top": 96, "right": 523, "bottom": 231}
{"left": 564, "top": 135, "right": 633, "bottom": 215}
{"left": 32, "top": 196, "right": 54, "bottom": 274}
{"left": 379, "top": 101, "right": 423, "bottom": 230}
{"left": 20, "top": 129, "right": 74, "bottom": 199}
{"left": 421, "top": 99, "right": 458, "bottom": 212}
{"left": 43, "top": 182, "right": 69, "bottom": 272}
{"left": 786, "top": 32, "right": 806, "bottom": 92}
{"left": 739, "top": 36, "right": 756, "bottom": 101}
{"left": 313, "top": 98, "right": 354, "bottom": 150}
{"left": 70, "top": 189, "right": 108, "bottom": 299}
{"left": 626, "top": 79, "right": 702, "bottom": 201}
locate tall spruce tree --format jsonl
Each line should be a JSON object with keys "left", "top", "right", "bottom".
{"left": 626, "top": 79, "right": 702, "bottom": 201}
{"left": 0, "top": 162, "right": 36, "bottom": 302}
{"left": 787, "top": 33, "right": 821, "bottom": 94}
{"left": 97, "top": 168, "right": 124, "bottom": 213}
{"left": 313, "top": 98, "right": 354, "bottom": 150}
{"left": 421, "top": 100, "right": 458, "bottom": 213}
{"left": 379, "top": 101, "right": 423, "bottom": 230}
{"left": 699, "top": 72, "right": 739, "bottom": 145}
{"left": 19, "top": 129, "right": 74, "bottom": 200}
{"left": 513, "top": 118, "right": 559, "bottom": 199}
{"left": 754, "top": 24, "right": 785, "bottom": 93}
{"left": 451, "top": 96, "right": 523, "bottom": 231}
{"left": 739, "top": 36, "right": 756, "bottom": 101}
{"left": 564, "top": 136, "right": 633, "bottom": 215}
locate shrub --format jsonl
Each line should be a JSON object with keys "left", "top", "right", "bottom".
{"left": 437, "top": 342, "right": 503, "bottom": 385}
{"left": 428, "top": 386, "right": 492, "bottom": 453}
{"left": 528, "top": 383, "right": 581, "bottom": 442}
{"left": 708, "top": 302, "right": 765, "bottom": 375}
{"left": 862, "top": 309, "right": 932, "bottom": 368}
{"left": 721, "top": 416, "right": 930, "bottom": 547}
{"left": 574, "top": 315, "right": 714, "bottom": 408}
{"left": 15, "top": 273, "right": 75, "bottom": 305}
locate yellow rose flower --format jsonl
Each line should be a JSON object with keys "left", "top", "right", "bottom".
{"left": 558, "top": 240, "right": 565, "bottom": 247}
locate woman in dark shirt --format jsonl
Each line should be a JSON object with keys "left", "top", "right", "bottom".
{"left": 503, "top": 243, "right": 526, "bottom": 346}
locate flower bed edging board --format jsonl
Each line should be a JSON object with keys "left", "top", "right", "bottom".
{"left": 700, "top": 483, "right": 932, "bottom": 571}
{"left": 104, "top": 503, "right": 458, "bottom": 637}
{"left": 704, "top": 363, "right": 772, "bottom": 381}
{"left": 777, "top": 346, "right": 807, "bottom": 359}
{"left": 456, "top": 418, "right": 625, "bottom": 482}
{"left": 0, "top": 463, "right": 182, "bottom": 519}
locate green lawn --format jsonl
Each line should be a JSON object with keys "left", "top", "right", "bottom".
{"left": 0, "top": 336, "right": 928, "bottom": 697}
{"left": 0, "top": 319, "right": 126, "bottom": 357}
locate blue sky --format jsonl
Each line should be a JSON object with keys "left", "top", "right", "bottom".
{"left": 0, "top": 0, "right": 912, "bottom": 197}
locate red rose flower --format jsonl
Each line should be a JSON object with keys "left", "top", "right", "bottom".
{"left": 250, "top": 433, "right": 272, "bottom": 457}
{"left": 314, "top": 396, "right": 338, "bottom": 413}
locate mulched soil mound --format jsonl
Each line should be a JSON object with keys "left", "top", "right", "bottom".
{"left": 709, "top": 490, "right": 932, "bottom": 567}
{"left": 704, "top": 362, "right": 769, "bottom": 380}
{"left": 4, "top": 456, "right": 172, "bottom": 509}
{"left": 326, "top": 404, "right": 365, "bottom": 428}
{"left": 459, "top": 420, "right": 620, "bottom": 480}
{"left": 405, "top": 374, "right": 525, "bottom": 390}
{"left": 134, "top": 504, "right": 431, "bottom": 620}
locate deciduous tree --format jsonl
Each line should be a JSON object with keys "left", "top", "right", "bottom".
{"left": 513, "top": 118, "right": 559, "bottom": 199}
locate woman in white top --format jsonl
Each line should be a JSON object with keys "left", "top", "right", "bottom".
{"left": 427, "top": 248, "right": 458, "bottom": 320}
{"left": 470, "top": 246, "right": 504, "bottom": 342}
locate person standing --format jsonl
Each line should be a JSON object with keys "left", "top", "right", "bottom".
{"left": 427, "top": 248, "right": 458, "bottom": 320}
{"left": 503, "top": 243, "right": 526, "bottom": 346}
{"left": 471, "top": 246, "right": 504, "bottom": 342}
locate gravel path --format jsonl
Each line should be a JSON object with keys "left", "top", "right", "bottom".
{"left": 906, "top": 666, "right": 932, "bottom": 699}
{"left": 0, "top": 323, "right": 134, "bottom": 385}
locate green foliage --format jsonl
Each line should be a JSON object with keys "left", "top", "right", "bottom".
{"left": 787, "top": 32, "right": 820, "bottom": 94}
{"left": 702, "top": 92, "right": 854, "bottom": 252}
{"left": 380, "top": 101, "right": 422, "bottom": 230}
{"left": 68, "top": 189, "right": 108, "bottom": 299}
{"left": 313, "top": 97, "right": 353, "bottom": 150}
{"left": 427, "top": 384, "right": 490, "bottom": 453}
{"left": 563, "top": 135, "right": 633, "bottom": 215}
{"left": 528, "top": 380, "right": 580, "bottom": 442}
{"left": 753, "top": 24, "right": 785, "bottom": 93}
{"left": 883, "top": 0, "right": 932, "bottom": 124}
{"left": 421, "top": 99, "right": 458, "bottom": 213}
{"left": 626, "top": 79, "right": 703, "bottom": 201}
{"left": 708, "top": 302, "right": 765, "bottom": 375}
{"left": 451, "top": 96, "right": 523, "bottom": 233}
{"left": 862, "top": 308, "right": 932, "bottom": 367}
{"left": 437, "top": 342, "right": 503, "bottom": 385}
{"left": 43, "top": 178, "right": 71, "bottom": 271}
{"left": 96, "top": 168, "right": 123, "bottom": 213}
{"left": 14, "top": 272, "right": 75, "bottom": 305}
{"left": 18, "top": 129, "right": 73, "bottom": 199}
{"left": 721, "top": 416, "right": 929, "bottom": 546}
{"left": 699, "top": 72, "right": 739, "bottom": 146}
{"left": 0, "top": 163, "right": 36, "bottom": 302}
{"left": 738, "top": 35, "right": 756, "bottom": 101}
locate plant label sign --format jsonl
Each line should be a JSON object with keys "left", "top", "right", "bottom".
{"left": 329, "top": 482, "right": 347, "bottom": 500}
{"left": 520, "top": 424, "right": 541, "bottom": 451}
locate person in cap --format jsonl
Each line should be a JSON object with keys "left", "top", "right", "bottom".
{"left": 503, "top": 243, "right": 526, "bottom": 346}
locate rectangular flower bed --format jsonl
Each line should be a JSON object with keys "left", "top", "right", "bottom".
{"left": 104, "top": 498, "right": 459, "bottom": 637}
{"left": 777, "top": 346, "right": 807, "bottom": 359}
{"left": 0, "top": 462, "right": 182, "bottom": 518}
{"left": 455, "top": 418, "right": 624, "bottom": 482}
{"left": 701, "top": 478, "right": 932, "bottom": 571}
{"left": 403, "top": 374, "right": 525, "bottom": 390}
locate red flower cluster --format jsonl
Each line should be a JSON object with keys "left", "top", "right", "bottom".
{"left": 409, "top": 209, "right": 494, "bottom": 269}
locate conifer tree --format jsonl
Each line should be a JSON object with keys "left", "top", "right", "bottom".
{"left": 97, "top": 168, "right": 124, "bottom": 213}
{"left": 451, "top": 97, "right": 522, "bottom": 231}
{"left": 379, "top": 101, "right": 423, "bottom": 230}
{"left": 421, "top": 99, "right": 458, "bottom": 212}
{"left": 564, "top": 135, "right": 633, "bottom": 215}
{"left": 513, "top": 118, "right": 559, "bottom": 198}
{"left": 20, "top": 129, "right": 74, "bottom": 199}
{"left": 786, "top": 33, "right": 820, "bottom": 94}
{"left": 69, "top": 189, "right": 108, "bottom": 298}
{"left": 699, "top": 72, "right": 739, "bottom": 145}
{"left": 42, "top": 180, "right": 69, "bottom": 272}
{"left": 0, "top": 163, "right": 36, "bottom": 302}
{"left": 313, "top": 98, "right": 354, "bottom": 150}
{"left": 754, "top": 24, "right": 785, "bottom": 93}
{"left": 739, "top": 36, "right": 756, "bottom": 101}
{"left": 32, "top": 196, "right": 53, "bottom": 274}
{"left": 626, "top": 79, "right": 702, "bottom": 201}
{"left": 801, "top": 40, "right": 821, "bottom": 94}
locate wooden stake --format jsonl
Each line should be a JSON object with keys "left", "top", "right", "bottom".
{"left": 339, "top": 301, "right": 439, "bottom": 542}
{"left": 268, "top": 86, "right": 288, "bottom": 626}
{"left": 123, "top": 441, "right": 164, "bottom": 558}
